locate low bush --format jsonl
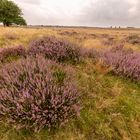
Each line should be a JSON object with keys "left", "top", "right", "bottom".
{"left": 0, "top": 45, "right": 26, "bottom": 63}
{"left": 126, "top": 34, "right": 140, "bottom": 45}
{"left": 81, "top": 47, "right": 100, "bottom": 62}
{"left": 28, "top": 36, "right": 81, "bottom": 64}
{"left": 0, "top": 56, "right": 80, "bottom": 132}
{"left": 101, "top": 45, "right": 140, "bottom": 81}
{"left": 102, "top": 36, "right": 117, "bottom": 46}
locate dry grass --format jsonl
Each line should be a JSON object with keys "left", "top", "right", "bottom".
{"left": 0, "top": 26, "right": 140, "bottom": 140}
{"left": 0, "top": 27, "right": 140, "bottom": 50}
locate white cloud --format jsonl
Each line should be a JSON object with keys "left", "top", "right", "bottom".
{"left": 12, "top": 0, "right": 140, "bottom": 27}
{"left": 16, "top": 0, "right": 40, "bottom": 5}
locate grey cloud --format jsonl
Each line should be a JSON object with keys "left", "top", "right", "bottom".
{"left": 78, "top": 0, "right": 140, "bottom": 27}
{"left": 13, "top": 0, "right": 140, "bottom": 27}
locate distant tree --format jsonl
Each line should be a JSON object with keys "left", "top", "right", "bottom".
{"left": 0, "top": 0, "right": 27, "bottom": 26}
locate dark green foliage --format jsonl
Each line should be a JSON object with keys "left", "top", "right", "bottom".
{"left": 0, "top": 0, "right": 27, "bottom": 26}
{"left": 14, "top": 16, "right": 27, "bottom": 26}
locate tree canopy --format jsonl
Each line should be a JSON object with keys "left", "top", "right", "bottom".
{"left": 0, "top": 0, "right": 27, "bottom": 26}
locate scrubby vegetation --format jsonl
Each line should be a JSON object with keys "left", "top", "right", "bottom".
{"left": 0, "top": 56, "right": 80, "bottom": 132}
{"left": 28, "top": 36, "right": 82, "bottom": 64}
{"left": 0, "top": 27, "right": 140, "bottom": 140}
{"left": 126, "top": 34, "right": 140, "bottom": 45}
{"left": 101, "top": 45, "right": 140, "bottom": 81}
{"left": 0, "top": 45, "right": 26, "bottom": 63}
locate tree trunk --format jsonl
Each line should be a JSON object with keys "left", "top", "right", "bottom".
{"left": 3, "top": 22, "right": 10, "bottom": 27}
{"left": 3, "top": 22, "right": 6, "bottom": 27}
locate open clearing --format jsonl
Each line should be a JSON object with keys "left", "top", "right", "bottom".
{"left": 0, "top": 27, "right": 140, "bottom": 140}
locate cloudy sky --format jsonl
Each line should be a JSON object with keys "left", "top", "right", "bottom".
{"left": 13, "top": 0, "right": 140, "bottom": 27}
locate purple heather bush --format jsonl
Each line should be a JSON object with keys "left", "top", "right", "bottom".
{"left": 101, "top": 45, "right": 140, "bottom": 81}
{"left": 28, "top": 36, "right": 81, "bottom": 64}
{"left": 0, "top": 56, "right": 80, "bottom": 132}
{"left": 0, "top": 45, "right": 26, "bottom": 63}
{"left": 81, "top": 47, "right": 100, "bottom": 62}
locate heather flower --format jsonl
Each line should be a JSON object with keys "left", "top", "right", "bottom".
{"left": 0, "top": 45, "right": 26, "bottom": 63}
{"left": 28, "top": 36, "right": 82, "bottom": 64}
{"left": 0, "top": 56, "right": 80, "bottom": 132}
{"left": 82, "top": 47, "right": 100, "bottom": 59}
{"left": 101, "top": 45, "right": 140, "bottom": 81}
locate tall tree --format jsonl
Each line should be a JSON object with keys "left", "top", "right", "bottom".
{"left": 0, "top": 0, "right": 27, "bottom": 26}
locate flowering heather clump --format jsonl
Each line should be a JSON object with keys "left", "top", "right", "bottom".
{"left": 81, "top": 47, "right": 100, "bottom": 61}
{"left": 101, "top": 45, "right": 140, "bottom": 81}
{"left": 28, "top": 36, "right": 81, "bottom": 64}
{"left": 0, "top": 45, "right": 26, "bottom": 63}
{"left": 0, "top": 56, "right": 80, "bottom": 132}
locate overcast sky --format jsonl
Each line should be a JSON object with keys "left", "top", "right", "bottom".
{"left": 13, "top": 0, "right": 140, "bottom": 27}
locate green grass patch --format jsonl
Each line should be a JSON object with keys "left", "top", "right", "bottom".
{"left": 0, "top": 59, "right": 140, "bottom": 140}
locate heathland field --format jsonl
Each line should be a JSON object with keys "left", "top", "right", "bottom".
{"left": 0, "top": 27, "right": 140, "bottom": 140}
